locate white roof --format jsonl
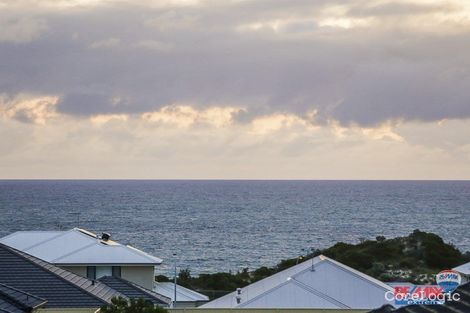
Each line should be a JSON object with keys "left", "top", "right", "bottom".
{"left": 453, "top": 262, "right": 470, "bottom": 275}
{"left": 154, "top": 282, "right": 209, "bottom": 302}
{"left": 0, "top": 228, "right": 162, "bottom": 265}
{"left": 201, "top": 255, "right": 394, "bottom": 309}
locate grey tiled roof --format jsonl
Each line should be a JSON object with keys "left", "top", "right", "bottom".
{"left": 98, "top": 276, "right": 171, "bottom": 306}
{"left": 0, "top": 299, "right": 26, "bottom": 313}
{"left": 0, "top": 243, "right": 123, "bottom": 308}
{"left": 0, "top": 283, "right": 47, "bottom": 313}
{"left": 370, "top": 282, "right": 470, "bottom": 313}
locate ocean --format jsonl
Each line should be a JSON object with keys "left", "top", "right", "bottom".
{"left": 0, "top": 180, "right": 469, "bottom": 276}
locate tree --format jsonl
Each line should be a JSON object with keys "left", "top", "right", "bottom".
{"left": 101, "top": 297, "right": 169, "bottom": 313}
{"left": 178, "top": 268, "right": 192, "bottom": 288}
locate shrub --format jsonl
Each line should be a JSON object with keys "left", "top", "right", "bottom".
{"left": 101, "top": 297, "right": 169, "bottom": 313}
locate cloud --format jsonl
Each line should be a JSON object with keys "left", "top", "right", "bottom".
{"left": 142, "top": 105, "right": 241, "bottom": 128}
{"left": 0, "top": 0, "right": 469, "bottom": 126}
{"left": 57, "top": 93, "right": 133, "bottom": 116}
{"left": 0, "top": 16, "right": 48, "bottom": 43}
{"left": 133, "top": 39, "right": 173, "bottom": 52}
{"left": 0, "top": 102, "right": 469, "bottom": 179}
{"left": 0, "top": 0, "right": 470, "bottom": 178}
{"left": 0, "top": 94, "right": 58, "bottom": 124}
{"left": 90, "top": 37, "right": 121, "bottom": 49}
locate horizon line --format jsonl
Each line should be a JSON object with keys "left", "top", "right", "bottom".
{"left": 0, "top": 178, "right": 469, "bottom": 182}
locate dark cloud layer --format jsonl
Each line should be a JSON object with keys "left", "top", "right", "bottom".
{"left": 1, "top": 0, "right": 470, "bottom": 126}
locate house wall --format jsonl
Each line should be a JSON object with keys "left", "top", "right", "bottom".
{"left": 174, "top": 301, "right": 206, "bottom": 308}
{"left": 59, "top": 265, "right": 154, "bottom": 289}
{"left": 121, "top": 266, "right": 155, "bottom": 289}
{"left": 62, "top": 266, "right": 87, "bottom": 277}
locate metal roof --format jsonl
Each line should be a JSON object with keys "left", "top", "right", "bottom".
{"left": 201, "top": 255, "right": 394, "bottom": 309}
{"left": 0, "top": 228, "right": 162, "bottom": 265}
{"left": 453, "top": 261, "right": 470, "bottom": 275}
{"left": 0, "top": 243, "right": 124, "bottom": 308}
{"left": 98, "top": 276, "right": 171, "bottom": 306}
{"left": 0, "top": 283, "right": 47, "bottom": 313}
{"left": 154, "top": 282, "right": 209, "bottom": 303}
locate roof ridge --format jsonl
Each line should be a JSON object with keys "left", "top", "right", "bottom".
{"left": 237, "top": 279, "right": 292, "bottom": 308}
{"left": 21, "top": 230, "right": 72, "bottom": 251}
{"left": 291, "top": 278, "right": 350, "bottom": 308}
{"left": 0, "top": 230, "right": 58, "bottom": 241}
{"left": 50, "top": 241, "right": 97, "bottom": 263}
{"left": 0, "top": 243, "right": 124, "bottom": 306}
{"left": 321, "top": 257, "right": 393, "bottom": 291}
{"left": 237, "top": 277, "right": 345, "bottom": 309}
{"left": 244, "top": 255, "right": 324, "bottom": 290}
{"left": 75, "top": 228, "right": 98, "bottom": 238}
{"left": 0, "top": 283, "right": 47, "bottom": 311}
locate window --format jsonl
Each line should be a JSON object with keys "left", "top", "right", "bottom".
{"left": 112, "top": 266, "right": 121, "bottom": 277}
{"left": 87, "top": 266, "right": 120, "bottom": 279}
{"left": 96, "top": 266, "right": 112, "bottom": 279}
{"left": 87, "top": 266, "right": 96, "bottom": 280}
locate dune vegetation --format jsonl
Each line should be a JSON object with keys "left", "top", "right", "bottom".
{"left": 156, "top": 230, "right": 470, "bottom": 299}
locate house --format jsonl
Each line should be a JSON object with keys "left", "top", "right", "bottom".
{"left": 201, "top": 255, "right": 395, "bottom": 309}
{"left": 453, "top": 261, "right": 470, "bottom": 284}
{"left": 0, "top": 242, "right": 122, "bottom": 311}
{"left": 369, "top": 282, "right": 470, "bottom": 313}
{"left": 0, "top": 242, "right": 170, "bottom": 312}
{"left": 154, "top": 282, "right": 209, "bottom": 307}
{"left": 0, "top": 228, "right": 162, "bottom": 289}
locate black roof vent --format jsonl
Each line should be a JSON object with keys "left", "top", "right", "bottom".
{"left": 101, "top": 232, "right": 111, "bottom": 241}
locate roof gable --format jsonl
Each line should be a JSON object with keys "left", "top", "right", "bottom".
{"left": 293, "top": 260, "right": 393, "bottom": 308}
{"left": 202, "top": 255, "right": 393, "bottom": 309}
{"left": 240, "top": 279, "right": 343, "bottom": 309}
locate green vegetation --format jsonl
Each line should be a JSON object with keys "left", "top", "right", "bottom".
{"left": 157, "top": 230, "right": 470, "bottom": 299}
{"left": 318, "top": 229, "right": 468, "bottom": 283}
{"left": 101, "top": 297, "right": 169, "bottom": 313}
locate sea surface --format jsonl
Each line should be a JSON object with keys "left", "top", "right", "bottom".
{"left": 0, "top": 180, "right": 469, "bottom": 276}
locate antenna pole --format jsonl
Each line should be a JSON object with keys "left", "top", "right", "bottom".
{"left": 173, "top": 253, "right": 177, "bottom": 308}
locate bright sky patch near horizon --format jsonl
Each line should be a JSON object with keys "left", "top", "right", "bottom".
{"left": 1, "top": 0, "right": 470, "bottom": 179}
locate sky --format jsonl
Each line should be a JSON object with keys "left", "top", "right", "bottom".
{"left": 0, "top": 0, "right": 470, "bottom": 179}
